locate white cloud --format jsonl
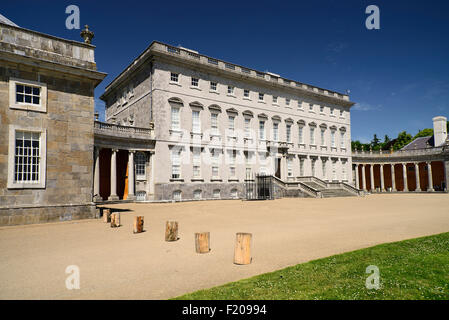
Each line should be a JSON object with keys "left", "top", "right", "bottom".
{"left": 352, "top": 102, "right": 381, "bottom": 112}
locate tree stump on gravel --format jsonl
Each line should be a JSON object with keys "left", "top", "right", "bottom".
{"left": 133, "top": 216, "right": 144, "bottom": 233}
{"left": 195, "top": 232, "right": 210, "bottom": 253}
{"left": 103, "top": 208, "right": 111, "bottom": 223}
{"left": 110, "top": 213, "right": 120, "bottom": 228}
{"left": 165, "top": 221, "right": 178, "bottom": 241}
{"left": 234, "top": 233, "right": 252, "bottom": 265}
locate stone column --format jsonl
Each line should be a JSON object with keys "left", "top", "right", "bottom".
{"left": 415, "top": 163, "right": 421, "bottom": 192}
{"left": 369, "top": 164, "right": 375, "bottom": 192}
{"left": 391, "top": 164, "right": 397, "bottom": 192}
{"left": 108, "top": 148, "right": 119, "bottom": 201}
{"left": 402, "top": 163, "right": 408, "bottom": 192}
{"left": 93, "top": 147, "right": 102, "bottom": 202}
{"left": 443, "top": 160, "right": 448, "bottom": 192}
{"left": 281, "top": 154, "right": 287, "bottom": 180}
{"left": 355, "top": 164, "right": 360, "bottom": 189}
{"left": 427, "top": 162, "right": 434, "bottom": 192}
{"left": 380, "top": 164, "right": 385, "bottom": 192}
{"left": 128, "top": 150, "right": 136, "bottom": 200}
{"left": 361, "top": 164, "right": 367, "bottom": 191}
{"left": 147, "top": 151, "right": 155, "bottom": 199}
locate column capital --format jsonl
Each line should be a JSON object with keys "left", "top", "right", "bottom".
{"left": 128, "top": 149, "right": 136, "bottom": 154}
{"left": 111, "top": 148, "right": 119, "bottom": 153}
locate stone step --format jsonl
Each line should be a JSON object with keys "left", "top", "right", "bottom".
{"left": 320, "top": 189, "right": 355, "bottom": 198}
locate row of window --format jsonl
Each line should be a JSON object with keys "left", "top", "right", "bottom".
{"left": 172, "top": 106, "right": 347, "bottom": 148}
{"left": 172, "top": 189, "right": 239, "bottom": 201}
{"left": 171, "top": 148, "right": 348, "bottom": 180}
{"left": 170, "top": 72, "right": 346, "bottom": 116}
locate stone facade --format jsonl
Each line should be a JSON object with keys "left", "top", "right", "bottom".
{"left": 101, "top": 42, "right": 355, "bottom": 201}
{"left": 0, "top": 22, "right": 106, "bottom": 225}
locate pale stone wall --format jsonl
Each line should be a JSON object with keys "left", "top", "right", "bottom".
{"left": 0, "top": 23, "right": 105, "bottom": 225}
{"left": 101, "top": 42, "right": 354, "bottom": 200}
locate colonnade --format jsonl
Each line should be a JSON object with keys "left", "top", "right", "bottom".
{"left": 93, "top": 148, "right": 137, "bottom": 201}
{"left": 354, "top": 162, "right": 437, "bottom": 192}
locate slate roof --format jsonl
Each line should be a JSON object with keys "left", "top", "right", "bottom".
{"left": 401, "top": 136, "right": 434, "bottom": 150}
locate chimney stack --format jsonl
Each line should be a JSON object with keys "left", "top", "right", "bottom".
{"left": 433, "top": 116, "right": 447, "bottom": 147}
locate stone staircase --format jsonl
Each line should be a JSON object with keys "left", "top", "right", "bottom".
{"left": 269, "top": 176, "right": 362, "bottom": 199}
{"left": 298, "top": 177, "right": 361, "bottom": 198}
{"left": 319, "top": 188, "right": 356, "bottom": 198}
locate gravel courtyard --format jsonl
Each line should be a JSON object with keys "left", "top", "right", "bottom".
{"left": 1, "top": 193, "right": 448, "bottom": 300}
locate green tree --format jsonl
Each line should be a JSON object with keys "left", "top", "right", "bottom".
{"left": 413, "top": 128, "right": 433, "bottom": 139}
{"left": 384, "top": 135, "right": 390, "bottom": 143}
{"left": 393, "top": 131, "right": 413, "bottom": 150}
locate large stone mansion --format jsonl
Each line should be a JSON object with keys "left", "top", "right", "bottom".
{"left": 1, "top": 17, "right": 448, "bottom": 226}
{"left": 99, "top": 42, "right": 355, "bottom": 202}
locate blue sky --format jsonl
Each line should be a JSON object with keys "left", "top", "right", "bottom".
{"left": 2, "top": 0, "right": 448, "bottom": 143}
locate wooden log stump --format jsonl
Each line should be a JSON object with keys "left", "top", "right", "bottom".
{"left": 234, "top": 233, "right": 252, "bottom": 265}
{"left": 195, "top": 232, "right": 210, "bottom": 253}
{"left": 165, "top": 221, "right": 178, "bottom": 241}
{"left": 110, "top": 213, "right": 120, "bottom": 228}
{"left": 103, "top": 208, "right": 111, "bottom": 223}
{"left": 133, "top": 216, "right": 144, "bottom": 233}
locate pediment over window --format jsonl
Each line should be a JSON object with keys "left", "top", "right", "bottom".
{"left": 297, "top": 119, "right": 306, "bottom": 126}
{"left": 258, "top": 113, "right": 268, "bottom": 119}
{"left": 242, "top": 110, "right": 254, "bottom": 117}
{"left": 319, "top": 123, "right": 327, "bottom": 128}
{"left": 309, "top": 121, "right": 317, "bottom": 127}
{"left": 168, "top": 97, "right": 184, "bottom": 105}
{"left": 285, "top": 117, "right": 294, "bottom": 123}
{"left": 329, "top": 125, "right": 337, "bottom": 130}
{"left": 226, "top": 107, "right": 238, "bottom": 114}
{"left": 339, "top": 126, "right": 347, "bottom": 132}
{"left": 208, "top": 104, "right": 222, "bottom": 112}
{"left": 189, "top": 101, "right": 204, "bottom": 109}
{"left": 271, "top": 115, "right": 281, "bottom": 122}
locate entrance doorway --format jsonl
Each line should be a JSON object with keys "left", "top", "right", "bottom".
{"left": 275, "top": 158, "right": 281, "bottom": 179}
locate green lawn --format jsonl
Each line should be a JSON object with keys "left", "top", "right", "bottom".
{"left": 174, "top": 232, "right": 449, "bottom": 300}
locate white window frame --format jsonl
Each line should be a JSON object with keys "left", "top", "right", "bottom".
{"left": 227, "top": 85, "right": 234, "bottom": 95}
{"left": 171, "top": 106, "right": 181, "bottom": 131}
{"left": 9, "top": 78, "right": 47, "bottom": 113}
{"left": 259, "top": 121, "right": 266, "bottom": 140}
{"left": 310, "top": 127, "right": 315, "bottom": 145}
{"left": 135, "top": 152, "right": 146, "bottom": 180}
{"left": 8, "top": 125, "right": 47, "bottom": 189}
{"left": 340, "top": 132, "right": 345, "bottom": 148}
{"left": 272, "top": 122, "right": 279, "bottom": 141}
{"left": 298, "top": 126, "right": 304, "bottom": 144}
{"left": 192, "top": 110, "right": 201, "bottom": 134}
{"left": 258, "top": 93, "right": 264, "bottom": 101}
{"left": 192, "top": 149, "right": 201, "bottom": 178}
{"left": 286, "top": 124, "right": 292, "bottom": 143}
{"left": 287, "top": 157, "right": 293, "bottom": 177}
{"left": 191, "top": 77, "right": 199, "bottom": 87}
{"left": 170, "top": 72, "right": 179, "bottom": 83}
{"left": 211, "top": 113, "right": 219, "bottom": 135}
{"left": 244, "top": 118, "right": 251, "bottom": 137}
{"left": 210, "top": 81, "right": 217, "bottom": 91}
{"left": 228, "top": 115, "right": 235, "bottom": 133}
{"left": 243, "top": 89, "right": 250, "bottom": 98}
{"left": 171, "top": 149, "right": 181, "bottom": 179}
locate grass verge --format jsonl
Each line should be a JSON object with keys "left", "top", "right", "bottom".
{"left": 174, "top": 232, "right": 449, "bottom": 300}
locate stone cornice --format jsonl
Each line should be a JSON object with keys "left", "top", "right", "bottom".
{"left": 101, "top": 41, "right": 355, "bottom": 108}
